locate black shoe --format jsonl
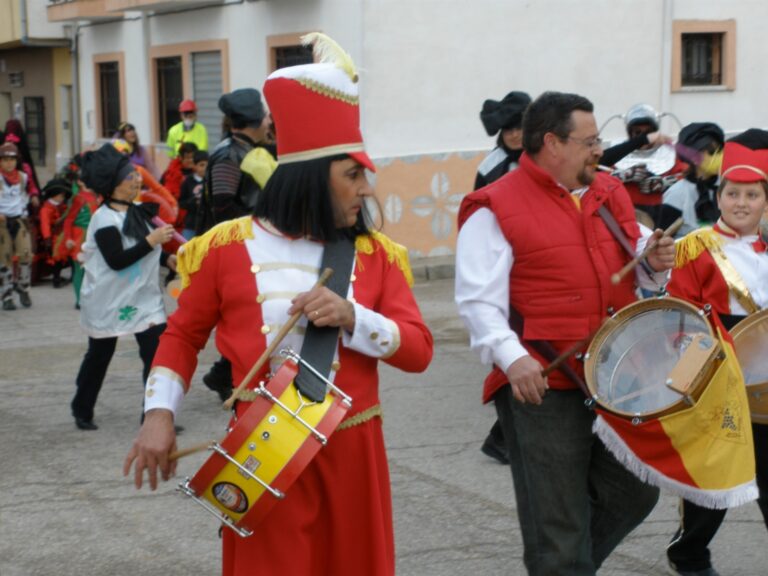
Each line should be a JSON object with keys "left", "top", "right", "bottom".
{"left": 2, "top": 299, "right": 16, "bottom": 311}
{"left": 18, "top": 291, "right": 31, "bottom": 308}
{"left": 75, "top": 417, "right": 99, "bottom": 431}
{"left": 666, "top": 560, "right": 721, "bottom": 576}
{"left": 203, "top": 369, "right": 234, "bottom": 403}
{"left": 481, "top": 435, "right": 509, "bottom": 465}
{"left": 174, "top": 425, "right": 185, "bottom": 435}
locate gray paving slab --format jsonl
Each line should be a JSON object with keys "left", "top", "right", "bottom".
{"left": 0, "top": 272, "right": 765, "bottom": 575}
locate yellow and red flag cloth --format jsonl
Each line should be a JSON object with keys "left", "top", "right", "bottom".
{"left": 593, "top": 329, "right": 758, "bottom": 509}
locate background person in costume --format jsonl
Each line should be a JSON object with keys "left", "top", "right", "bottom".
{"left": 166, "top": 99, "right": 208, "bottom": 158}
{"left": 0, "top": 142, "right": 33, "bottom": 310}
{"left": 117, "top": 121, "right": 159, "bottom": 178}
{"left": 71, "top": 144, "right": 176, "bottom": 431}
{"left": 123, "top": 33, "right": 433, "bottom": 576}
{"left": 178, "top": 150, "right": 208, "bottom": 240}
{"left": 609, "top": 103, "right": 686, "bottom": 227}
{"left": 475, "top": 91, "right": 531, "bottom": 190}
{"left": 456, "top": 91, "right": 676, "bottom": 576}
{"left": 196, "top": 87, "right": 276, "bottom": 402}
{"left": 662, "top": 122, "right": 724, "bottom": 238}
{"left": 62, "top": 157, "right": 100, "bottom": 309}
{"left": 474, "top": 90, "right": 531, "bottom": 466}
{"left": 665, "top": 129, "right": 768, "bottom": 576}
{"left": 38, "top": 178, "right": 73, "bottom": 288}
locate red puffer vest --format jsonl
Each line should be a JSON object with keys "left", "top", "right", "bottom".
{"left": 459, "top": 153, "right": 641, "bottom": 401}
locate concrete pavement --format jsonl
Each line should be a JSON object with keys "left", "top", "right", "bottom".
{"left": 0, "top": 273, "right": 765, "bottom": 575}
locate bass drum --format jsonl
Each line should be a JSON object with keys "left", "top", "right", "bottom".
{"left": 730, "top": 310, "right": 768, "bottom": 424}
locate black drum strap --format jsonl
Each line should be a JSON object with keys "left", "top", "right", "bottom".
{"left": 294, "top": 236, "right": 356, "bottom": 402}
{"left": 597, "top": 205, "right": 636, "bottom": 260}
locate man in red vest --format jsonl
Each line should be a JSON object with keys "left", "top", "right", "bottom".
{"left": 455, "top": 91, "right": 676, "bottom": 575}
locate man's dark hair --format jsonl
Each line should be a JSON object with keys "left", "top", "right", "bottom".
{"left": 522, "top": 92, "right": 594, "bottom": 155}
{"left": 178, "top": 142, "right": 198, "bottom": 158}
{"left": 231, "top": 118, "right": 263, "bottom": 131}
{"left": 253, "top": 154, "right": 375, "bottom": 242}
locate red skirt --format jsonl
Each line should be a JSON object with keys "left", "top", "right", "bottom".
{"left": 222, "top": 417, "right": 395, "bottom": 576}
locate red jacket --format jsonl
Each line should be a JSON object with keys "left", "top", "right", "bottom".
{"left": 459, "top": 153, "right": 640, "bottom": 398}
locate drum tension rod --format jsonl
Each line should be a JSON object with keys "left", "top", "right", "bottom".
{"left": 210, "top": 443, "right": 286, "bottom": 499}
{"left": 177, "top": 479, "right": 254, "bottom": 538}
{"left": 255, "top": 383, "right": 329, "bottom": 445}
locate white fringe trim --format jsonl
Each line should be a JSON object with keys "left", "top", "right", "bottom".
{"left": 593, "top": 415, "right": 759, "bottom": 509}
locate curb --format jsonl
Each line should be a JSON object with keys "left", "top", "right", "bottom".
{"left": 411, "top": 255, "right": 455, "bottom": 282}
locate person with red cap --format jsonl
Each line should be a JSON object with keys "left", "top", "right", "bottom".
{"left": 665, "top": 129, "right": 768, "bottom": 576}
{"left": 123, "top": 33, "right": 433, "bottom": 576}
{"left": 166, "top": 99, "right": 208, "bottom": 158}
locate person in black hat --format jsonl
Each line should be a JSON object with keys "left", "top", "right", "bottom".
{"left": 38, "top": 178, "right": 73, "bottom": 288}
{"left": 661, "top": 122, "right": 725, "bottom": 237}
{"left": 196, "top": 88, "right": 276, "bottom": 402}
{"left": 475, "top": 91, "right": 532, "bottom": 190}
{"left": 71, "top": 144, "right": 176, "bottom": 431}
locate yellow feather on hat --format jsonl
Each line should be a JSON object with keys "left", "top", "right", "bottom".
{"left": 301, "top": 32, "right": 358, "bottom": 83}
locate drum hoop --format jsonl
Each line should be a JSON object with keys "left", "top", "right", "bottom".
{"left": 585, "top": 297, "right": 717, "bottom": 419}
{"left": 730, "top": 308, "right": 768, "bottom": 340}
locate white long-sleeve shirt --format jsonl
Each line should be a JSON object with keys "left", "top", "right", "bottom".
{"left": 455, "top": 204, "right": 668, "bottom": 374}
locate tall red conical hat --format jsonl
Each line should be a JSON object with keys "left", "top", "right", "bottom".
{"left": 263, "top": 33, "right": 375, "bottom": 172}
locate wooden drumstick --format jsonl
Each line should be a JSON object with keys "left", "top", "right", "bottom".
{"left": 222, "top": 267, "right": 334, "bottom": 410}
{"left": 169, "top": 440, "right": 220, "bottom": 462}
{"left": 610, "top": 217, "right": 683, "bottom": 285}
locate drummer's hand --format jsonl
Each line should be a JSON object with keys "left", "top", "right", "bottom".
{"left": 289, "top": 286, "right": 356, "bottom": 332}
{"left": 645, "top": 230, "right": 676, "bottom": 272}
{"left": 505, "top": 356, "right": 548, "bottom": 405}
{"left": 646, "top": 131, "right": 673, "bottom": 147}
{"left": 123, "top": 409, "right": 177, "bottom": 491}
{"left": 166, "top": 254, "right": 177, "bottom": 272}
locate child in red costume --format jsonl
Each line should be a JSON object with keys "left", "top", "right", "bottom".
{"left": 38, "top": 178, "right": 73, "bottom": 287}
{"left": 666, "top": 129, "right": 768, "bottom": 576}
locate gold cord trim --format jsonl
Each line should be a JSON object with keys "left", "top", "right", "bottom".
{"left": 338, "top": 404, "right": 382, "bottom": 430}
{"left": 296, "top": 78, "right": 359, "bottom": 105}
{"left": 675, "top": 227, "right": 721, "bottom": 268}
{"left": 279, "top": 143, "right": 366, "bottom": 165}
{"left": 708, "top": 245, "right": 760, "bottom": 314}
{"left": 256, "top": 262, "right": 320, "bottom": 274}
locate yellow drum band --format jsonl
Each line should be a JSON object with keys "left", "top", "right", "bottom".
{"left": 204, "top": 381, "right": 338, "bottom": 523}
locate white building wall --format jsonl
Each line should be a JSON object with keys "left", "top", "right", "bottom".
{"left": 25, "top": 0, "right": 68, "bottom": 39}
{"left": 75, "top": 0, "right": 768, "bottom": 155}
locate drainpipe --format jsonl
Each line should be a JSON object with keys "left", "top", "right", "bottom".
{"left": 70, "top": 24, "right": 81, "bottom": 153}
{"left": 659, "top": 0, "right": 673, "bottom": 129}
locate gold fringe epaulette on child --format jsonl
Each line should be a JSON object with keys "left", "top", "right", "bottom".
{"left": 355, "top": 231, "right": 414, "bottom": 287}
{"left": 177, "top": 216, "right": 255, "bottom": 289}
{"left": 675, "top": 227, "right": 722, "bottom": 269}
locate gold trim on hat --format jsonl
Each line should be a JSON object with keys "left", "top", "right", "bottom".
{"left": 722, "top": 164, "right": 768, "bottom": 181}
{"left": 296, "top": 78, "right": 359, "bottom": 105}
{"left": 279, "top": 143, "right": 367, "bottom": 164}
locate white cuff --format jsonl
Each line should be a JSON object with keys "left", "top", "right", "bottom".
{"left": 341, "top": 303, "right": 400, "bottom": 359}
{"left": 494, "top": 337, "right": 531, "bottom": 374}
{"left": 144, "top": 367, "right": 186, "bottom": 416}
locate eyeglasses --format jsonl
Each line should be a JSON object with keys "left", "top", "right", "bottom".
{"left": 565, "top": 136, "right": 603, "bottom": 149}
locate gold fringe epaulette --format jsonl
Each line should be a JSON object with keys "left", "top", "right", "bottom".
{"left": 675, "top": 227, "right": 722, "bottom": 268}
{"left": 355, "top": 231, "right": 414, "bottom": 287}
{"left": 177, "top": 216, "right": 254, "bottom": 289}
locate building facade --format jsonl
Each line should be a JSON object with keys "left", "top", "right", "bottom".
{"left": 1, "top": 0, "right": 73, "bottom": 183}
{"left": 49, "top": 0, "right": 768, "bottom": 256}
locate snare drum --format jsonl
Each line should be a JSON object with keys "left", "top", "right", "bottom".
{"left": 584, "top": 297, "right": 721, "bottom": 421}
{"left": 178, "top": 349, "right": 352, "bottom": 537}
{"left": 730, "top": 310, "right": 768, "bottom": 424}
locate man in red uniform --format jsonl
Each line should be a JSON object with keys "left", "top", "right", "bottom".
{"left": 123, "top": 33, "right": 433, "bottom": 576}
{"left": 456, "top": 91, "right": 676, "bottom": 575}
